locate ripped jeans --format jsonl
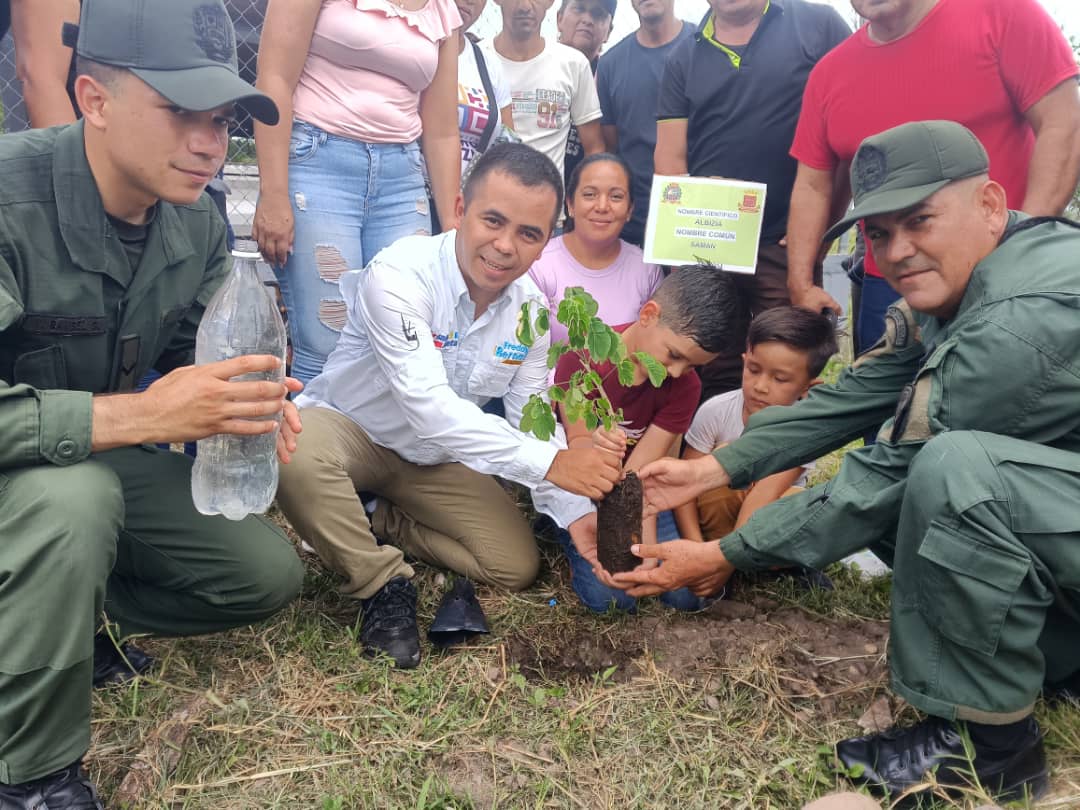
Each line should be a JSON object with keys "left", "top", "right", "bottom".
{"left": 275, "top": 120, "right": 431, "bottom": 384}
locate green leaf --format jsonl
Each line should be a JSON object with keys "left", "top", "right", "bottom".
{"left": 586, "top": 320, "right": 612, "bottom": 361}
{"left": 635, "top": 351, "right": 668, "bottom": 387}
{"left": 535, "top": 307, "right": 549, "bottom": 335}
{"left": 564, "top": 399, "right": 585, "bottom": 426}
{"left": 616, "top": 358, "right": 636, "bottom": 386}
{"left": 536, "top": 409, "right": 557, "bottom": 441}
{"left": 584, "top": 409, "right": 599, "bottom": 431}
{"left": 567, "top": 325, "right": 586, "bottom": 351}
{"left": 581, "top": 290, "right": 599, "bottom": 317}
{"left": 547, "top": 340, "right": 568, "bottom": 369}
{"left": 515, "top": 303, "right": 534, "bottom": 347}
{"left": 519, "top": 409, "right": 534, "bottom": 434}
{"left": 585, "top": 370, "right": 604, "bottom": 394}
{"left": 547, "top": 384, "right": 567, "bottom": 403}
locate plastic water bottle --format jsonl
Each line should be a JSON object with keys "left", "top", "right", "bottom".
{"left": 191, "top": 242, "right": 288, "bottom": 520}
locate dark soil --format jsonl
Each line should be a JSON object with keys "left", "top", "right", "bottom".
{"left": 595, "top": 472, "right": 642, "bottom": 574}
{"left": 505, "top": 595, "right": 890, "bottom": 718}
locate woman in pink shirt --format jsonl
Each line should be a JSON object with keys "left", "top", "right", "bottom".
{"left": 253, "top": 0, "right": 461, "bottom": 384}
{"left": 529, "top": 153, "right": 663, "bottom": 346}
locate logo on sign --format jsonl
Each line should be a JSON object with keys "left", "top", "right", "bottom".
{"left": 737, "top": 191, "right": 761, "bottom": 214}
{"left": 662, "top": 183, "right": 682, "bottom": 204}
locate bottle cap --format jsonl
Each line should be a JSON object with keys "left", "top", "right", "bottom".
{"left": 231, "top": 238, "right": 262, "bottom": 261}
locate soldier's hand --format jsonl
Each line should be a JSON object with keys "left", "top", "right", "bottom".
{"left": 252, "top": 192, "right": 294, "bottom": 268}
{"left": 790, "top": 283, "right": 841, "bottom": 316}
{"left": 637, "top": 455, "right": 730, "bottom": 516}
{"left": 545, "top": 446, "right": 621, "bottom": 499}
{"left": 143, "top": 355, "right": 298, "bottom": 443}
{"left": 613, "top": 539, "right": 734, "bottom": 598}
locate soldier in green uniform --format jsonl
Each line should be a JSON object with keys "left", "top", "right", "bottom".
{"left": 0, "top": 0, "right": 305, "bottom": 806}
{"left": 615, "top": 120, "right": 1080, "bottom": 804}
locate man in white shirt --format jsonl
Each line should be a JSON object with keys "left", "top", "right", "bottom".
{"left": 493, "top": 0, "right": 605, "bottom": 193}
{"left": 277, "top": 143, "right": 621, "bottom": 669}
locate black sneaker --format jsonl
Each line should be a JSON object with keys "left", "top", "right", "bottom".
{"left": 0, "top": 760, "right": 102, "bottom": 809}
{"left": 92, "top": 632, "right": 154, "bottom": 688}
{"left": 360, "top": 576, "right": 421, "bottom": 669}
{"left": 834, "top": 715, "right": 1049, "bottom": 804}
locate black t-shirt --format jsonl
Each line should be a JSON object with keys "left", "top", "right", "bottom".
{"left": 597, "top": 22, "right": 695, "bottom": 246}
{"left": 0, "top": 0, "right": 11, "bottom": 41}
{"left": 657, "top": 0, "right": 849, "bottom": 243}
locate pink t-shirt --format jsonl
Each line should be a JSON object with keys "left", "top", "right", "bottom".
{"left": 529, "top": 237, "right": 663, "bottom": 345}
{"left": 790, "top": 0, "right": 1078, "bottom": 277}
{"left": 293, "top": 0, "right": 461, "bottom": 144}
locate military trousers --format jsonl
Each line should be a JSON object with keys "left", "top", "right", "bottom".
{"left": 276, "top": 407, "right": 540, "bottom": 600}
{"left": 0, "top": 445, "right": 304, "bottom": 784}
{"left": 885, "top": 431, "right": 1080, "bottom": 724}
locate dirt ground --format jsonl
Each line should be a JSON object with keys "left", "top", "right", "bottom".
{"left": 505, "top": 592, "right": 892, "bottom": 721}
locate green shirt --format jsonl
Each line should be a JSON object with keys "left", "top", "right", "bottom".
{"left": 0, "top": 122, "right": 229, "bottom": 470}
{"left": 714, "top": 214, "right": 1080, "bottom": 571}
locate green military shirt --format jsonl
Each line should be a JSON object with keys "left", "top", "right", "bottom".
{"left": 0, "top": 122, "right": 229, "bottom": 470}
{"left": 711, "top": 214, "right": 1080, "bottom": 571}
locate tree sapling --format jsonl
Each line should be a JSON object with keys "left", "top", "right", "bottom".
{"left": 515, "top": 288, "right": 667, "bottom": 573}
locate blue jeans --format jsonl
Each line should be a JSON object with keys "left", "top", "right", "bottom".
{"left": 275, "top": 120, "right": 432, "bottom": 385}
{"left": 556, "top": 525, "right": 707, "bottom": 613}
{"left": 856, "top": 274, "right": 898, "bottom": 354}
{"left": 857, "top": 274, "right": 899, "bottom": 445}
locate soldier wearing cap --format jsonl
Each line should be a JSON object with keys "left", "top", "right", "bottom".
{"left": 0, "top": 0, "right": 305, "bottom": 805}
{"left": 616, "top": 120, "right": 1080, "bottom": 804}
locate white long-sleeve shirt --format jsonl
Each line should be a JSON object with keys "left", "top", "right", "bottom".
{"left": 298, "top": 231, "right": 592, "bottom": 526}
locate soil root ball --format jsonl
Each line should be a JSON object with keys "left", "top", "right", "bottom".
{"left": 596, "top": 472, "right": 643, "bottom": 574}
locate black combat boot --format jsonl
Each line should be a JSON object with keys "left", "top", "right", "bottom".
{"left": 0, "top": 761, "right": 102, "bottom": 810}
{"left": 92, "top": 632, "right": 154, "bottom": 687}
{"left": 835, "top": 714, "right": 1048, "bottom": 804}
{"left": 360, "top": 576, "right": 421, "bottom": 669}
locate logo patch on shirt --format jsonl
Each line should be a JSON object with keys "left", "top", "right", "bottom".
{"left": 433, "top": 331, "right": 461, "bottom": 350}
{"left": 400, "top": 313, "right": 419, "bottom": 351}
{"left": 494, "top": 340, "right": 528, "bottom": 365}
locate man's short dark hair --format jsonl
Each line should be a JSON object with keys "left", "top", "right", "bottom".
{"left": 652, "top": 265, "right": 743, "bottom": 355}
{"left": 463, "top": 142, "right": 565, "bottom": 231}
{"left": 74, "top": 55, "right": 126, "bottom": 92}
{"left": 747, "top": 306, "right": 839, "bottom": 378}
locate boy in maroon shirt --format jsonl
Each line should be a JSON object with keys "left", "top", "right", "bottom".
{"left": 552, "top": 265, "right": 740, "bottom": 612}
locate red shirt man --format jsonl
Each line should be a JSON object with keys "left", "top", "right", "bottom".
{"left": 786, "top": 0, "right": 1080, "bottom": 314}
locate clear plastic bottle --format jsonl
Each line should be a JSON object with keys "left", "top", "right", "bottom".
{"left": 191, "top": 242, "right": 287, "bottom": 520}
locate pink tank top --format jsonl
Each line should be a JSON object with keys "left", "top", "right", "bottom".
{"left": 292, "top": 0, "right": 461, "bottom": 143}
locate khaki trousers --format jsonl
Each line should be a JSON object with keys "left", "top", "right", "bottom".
{"left": 697, "top": 483, "right": 803, "bottom": 540}
{"left": 277, "top": 407, "right": 540, "bottom": 599}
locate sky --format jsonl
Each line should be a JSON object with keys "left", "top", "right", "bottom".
{"left": 472, "top": 0, "right": 1079, "bottom": 49}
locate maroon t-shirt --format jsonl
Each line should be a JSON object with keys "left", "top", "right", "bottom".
{"left": 554, "top": 324, "right": 701, "bottom": 460}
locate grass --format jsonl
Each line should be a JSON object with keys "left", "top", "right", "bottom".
{"left": 86, "top": 517, "right": 1080, "bottom": 809}
{"left": 86, "top": 343, "right": 1079, "bottom": 808}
